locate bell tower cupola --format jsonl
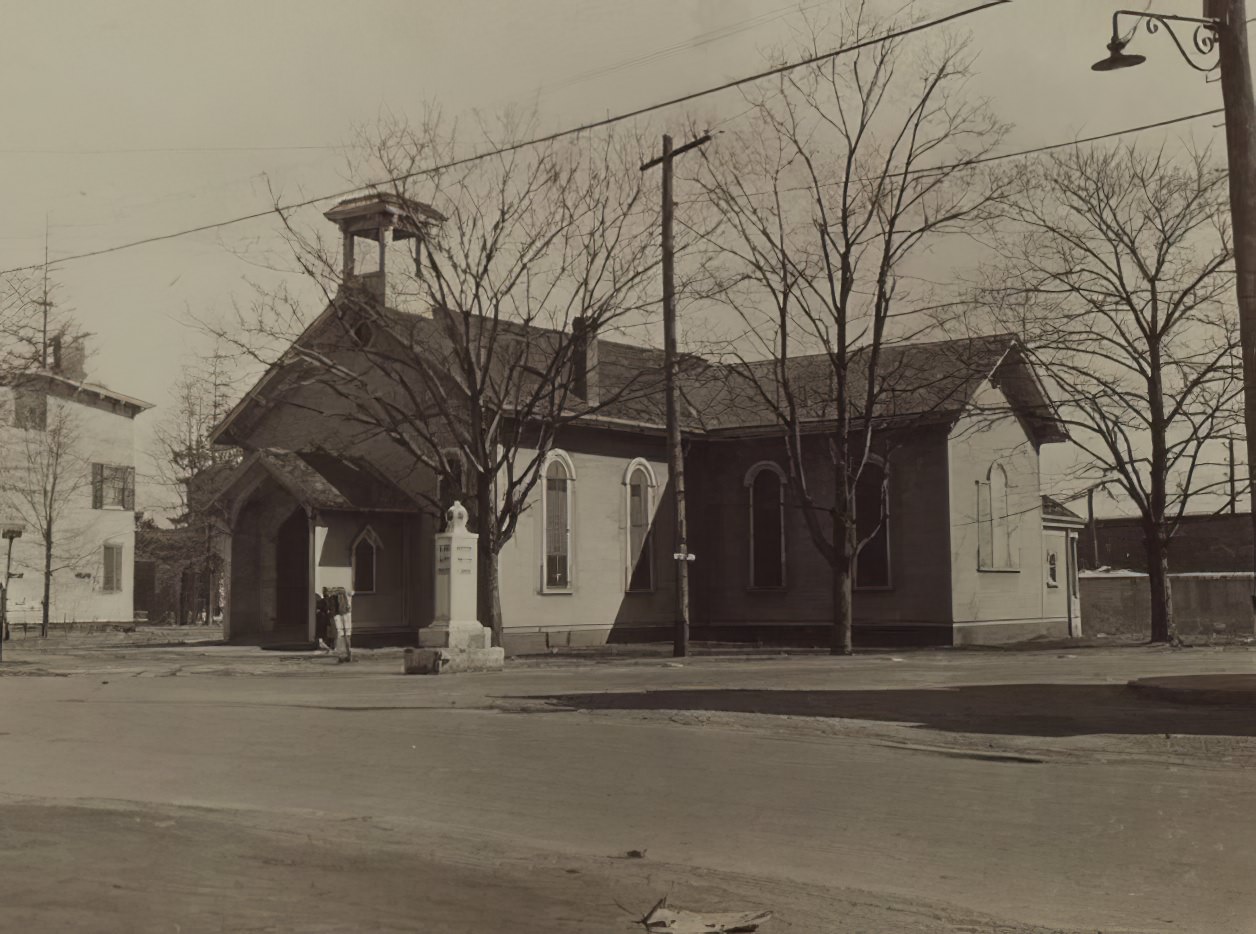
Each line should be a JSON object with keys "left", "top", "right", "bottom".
{"left": 323, "top": 193, "right": 445, "bottom": 305}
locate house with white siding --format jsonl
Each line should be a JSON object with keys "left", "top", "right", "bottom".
{"left": 0, "top": 337, "right": 150, "bottom": 630}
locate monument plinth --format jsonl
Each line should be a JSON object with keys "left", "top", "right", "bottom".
{"left": 405, "top": 501, "right": 504, "bottom": 674}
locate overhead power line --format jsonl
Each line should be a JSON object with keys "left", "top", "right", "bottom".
{"left": 0, "top": 144, "right": 345, "bottom": 155}
{"left": 677, "top": 107, "right": 1227, "bottom": 204}
{"left": 0, "top": 0, "right": 1011, "bottom": 278}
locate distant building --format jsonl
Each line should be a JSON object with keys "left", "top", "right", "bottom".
{"left": 1086, "top": 512, "right": 1254, "bottom": 574}
{"left": 0, "top": 337, "right": 150, "bottom": 630}
{"left": 207, "top": 194, "right": 1085, "bottom": 651}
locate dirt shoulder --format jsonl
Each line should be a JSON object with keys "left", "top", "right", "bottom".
{"left": 0, "top": 796, "right": 1081, "bottom": 934}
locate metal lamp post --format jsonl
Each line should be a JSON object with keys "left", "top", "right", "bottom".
{"left": 1092, "top": 1, "right": 1256, "bottom": 610}
{"left": 0, "top": 525, "right": 23, "bottom": 661}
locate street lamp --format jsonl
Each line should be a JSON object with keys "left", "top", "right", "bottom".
{"left": 0, "top": 524, "right": 23, "bottom": 662}
{"left": 1091, "top": 11, "right": 1219, "bottom": 73}
{"left": 1092, "top": 0, "right": 1256, "bottom": 613}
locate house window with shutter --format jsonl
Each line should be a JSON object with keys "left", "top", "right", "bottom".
{"left": 92, "top": 464, "right": 135, "bottom": 510}
{"left": 101, "top": 543, "right": 123, "bottom": 593}
{"left": 542, "top": 451, "right": 574, "bottom": 592}
{"left": 13, "top": 389, "right": 46, "bottom": 430}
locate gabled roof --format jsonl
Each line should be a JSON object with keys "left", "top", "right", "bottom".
{"left": 210, "top": 294, "right": 1066, "bottom": 448}
{"left": 211, "top": 448, "right": 419, "bottom": 515}
{"left": 1042, "top": 495, "right": 1086, "bottom": 526}
{"left": 694, "top": 333, "right": 1066, "bottom": 444}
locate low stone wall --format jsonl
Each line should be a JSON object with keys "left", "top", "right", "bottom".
{"left": 1081, "top": 573, "right": 1255, "bottom": 639}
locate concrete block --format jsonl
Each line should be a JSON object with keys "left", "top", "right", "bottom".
{"left": 419, "top": 619, "right": 490, "bottom": 651}
{"left": 462, "top": 647, "right": 504, "bottom": 671}
{"left": 403, "top": 648, "right": 448, "bottom": 674}
{"left": 402, "top": 645, "right": 503, "bottom": 675}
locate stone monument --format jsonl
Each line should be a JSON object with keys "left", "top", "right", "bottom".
{"left": 404, "top": 501, "right": 504, "bottom": 674}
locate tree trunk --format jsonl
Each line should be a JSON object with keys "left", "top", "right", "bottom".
{"left": 1146, "top": 531, "right": 1175, "bottom": 644}
{"left": 831, "top": 508, "right": 855, "bottom": 655}
{"left": 40, "top": 533, "right": 52, "bottom": 639}
{"left": 482, "top": 548, "right": 503, "bottom": 650}
{"left": 474, "top": 479, "right": 503, "bottom": 649}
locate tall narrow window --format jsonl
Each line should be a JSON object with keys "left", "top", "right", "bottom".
{"left": 544, "top": 454, "right": 573, "bottom": 590}
{"left": 352, "top": 527, "right": 378, "bottom": 593}
{"left": 625, "top": 461, "right": 655, "bottom": 592}
{"left": 102, "top": 543, "right": 123, "bottom": 593}
{"left": 978, "top": 463, "right": 1016, "bottom": 570}
{"left": 855, "top": 460, "right": 890, "bottom": 589}
{"left": 748, "top": 463, "right": 785, "bottom": 589}
{"left": 991, "top": 463, "right": 1011, "bottom": 568}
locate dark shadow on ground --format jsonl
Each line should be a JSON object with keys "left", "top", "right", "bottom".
{"left": 514, "top": 684, "right": 1256, "bottom": 738}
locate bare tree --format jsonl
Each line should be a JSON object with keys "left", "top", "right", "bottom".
{"left": 154, "top": 337, "right": 242, "bottom": 516}
{"left": 210, "top": 111, "right": 662, "bottom": 646}
{"left": 690, "top": 6, "right": 1006, "bottom": 654}
{"left": 1, "top": 396, "right": 94, "bottom": 637}
{"left": 980, "top": 144, "right": 1240, "bottom": 644}
{"left": 151, "top": 336, "right": 242, "bottom": 624}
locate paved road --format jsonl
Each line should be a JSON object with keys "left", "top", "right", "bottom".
{"left": 1, "top": 645, "right": 1255, "bottom": 932}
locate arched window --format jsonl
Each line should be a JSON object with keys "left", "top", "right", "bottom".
{"left": 437, "top": 448, "right": 465, "bottom": 515}
{"left": 543, "top": 451, "right": 574, "bottom": 591}
{"left": 352, "top": 526, "right": 381, "bottom": 594}
{"left": 854, "top": 459, "right": 891, "bottom": 589}
{"left": 624, "top": 459, "right": 656, "bottom": 592}
{"left": 746, "top": 462, "right": 785, "bottom": 589}
{"left": 977, "top": 463, "right": 1016, "bottom": 570}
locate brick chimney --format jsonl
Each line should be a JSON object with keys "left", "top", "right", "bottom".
{"left": 49, "top": 333, "right": 88, "bottom": 381}
{"left": 571, "top": 316, "right": 599, "bottom": 406}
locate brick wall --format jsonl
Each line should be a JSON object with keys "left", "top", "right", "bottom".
{"left": 1080, "top": 573, "right": 1255, "bottom": 638}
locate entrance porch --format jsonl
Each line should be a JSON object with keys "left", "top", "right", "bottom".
{"left": 213, "top": 450, "right": 433, "bottom": 646}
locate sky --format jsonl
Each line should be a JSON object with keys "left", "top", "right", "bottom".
{"left": 0, "top": 0, "right": 1233, "bottom": 518}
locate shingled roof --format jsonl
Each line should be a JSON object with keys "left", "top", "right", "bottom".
{"left": 212, "top": 449, "right": 418, "bottom": 514}
{"left": 212, "top": 294, "right": 1066, "bottom": 447}
{"left": 676, "top": 332, "right": 1065, "bottom": 443}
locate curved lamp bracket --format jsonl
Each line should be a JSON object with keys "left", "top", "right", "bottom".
{"left": 1111, "top": 9, "right": 1221, "bottom": 72}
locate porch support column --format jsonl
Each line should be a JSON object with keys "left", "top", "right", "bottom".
{"left": 219, "top": 529, "right": 233, "bottom": 642}
{"left": 307, "top": 512, "right": 320, "bottom": 644}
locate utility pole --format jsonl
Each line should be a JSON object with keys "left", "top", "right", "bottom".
{"left": 38, "top": 214, "right": 51, "bottom": 369}
{"left": 1088, "top": 487, "right": 1099, "bottom": 569}
{"left": 1229, "top": 436, "right": 1238, "bottom": 514}
{"left": 1211, "top": 0, "right": 1256, "bottom": 607}
{"left": 642, "top": 132, "right": 710, "bottom": 658}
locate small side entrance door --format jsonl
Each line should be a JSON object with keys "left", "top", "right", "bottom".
{"left": 1066, "top": 532, "right": 1082, "bottom": 637}
{"left": 275, "top": 508, "right": 311, "bottom": 638}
